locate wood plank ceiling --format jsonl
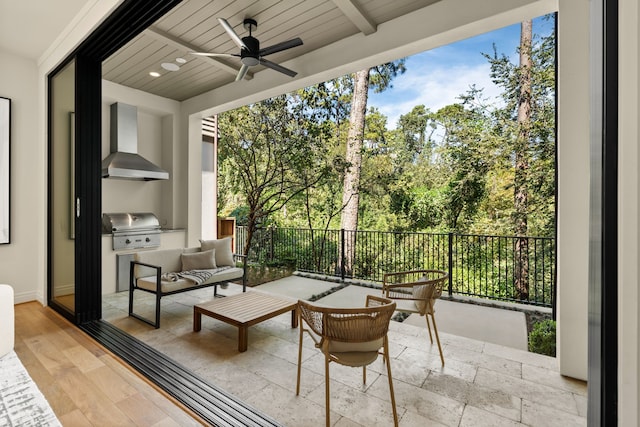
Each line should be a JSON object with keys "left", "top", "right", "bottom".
{"left": 102, "top": 0, "right": 439, "bottom": 101}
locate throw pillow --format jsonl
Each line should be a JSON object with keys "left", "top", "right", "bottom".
{"left": 181, "top": 249, "right": 217, "bottom": 271}
{"left": 200, "top": 237, "right": 235, "bottom": 266}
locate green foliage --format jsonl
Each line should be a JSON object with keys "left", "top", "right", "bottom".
{"left": 369, "top": 60, "right": 407, "bottom": 93}
{"left": 217, "top": 95, "right": 337, "bottom": 253}
{"left": 434, "top": 97, "right": 494, "bottom": 230}
{"left": 227, "top": 206, "right": 249, "bottom": 226}
{"left": 528, "top": 319, "right": 556, "bottom": 356}
{"left": 484, "top": 16, "right": 557, "bottom": 237}
{"left": 219, "top": 16, "right": 557, "bottom": 243}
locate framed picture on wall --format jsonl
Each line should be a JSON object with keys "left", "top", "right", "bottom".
{"left": 0, "top": 97, "right": 10, "bottom": 244}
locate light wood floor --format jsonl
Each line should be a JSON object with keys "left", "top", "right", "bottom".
{"left": 13, "top": 302, "right": 206, "bottom": 427}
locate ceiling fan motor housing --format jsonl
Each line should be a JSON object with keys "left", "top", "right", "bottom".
{"left": 240, "top": 36, "right": 260, "bottom": 66}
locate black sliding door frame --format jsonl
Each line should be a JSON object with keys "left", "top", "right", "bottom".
{"left": 47, "top": 0, "right": 182, "bottom": 324}
{"left": 588, "top": 0, "right": 618, "bottom": 425}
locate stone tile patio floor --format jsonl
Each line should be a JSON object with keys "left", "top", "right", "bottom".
{"left": 102, "top": 279, "right": 586, "bottom": 427}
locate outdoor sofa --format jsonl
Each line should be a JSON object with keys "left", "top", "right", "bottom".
{"left": 129, "top": 237, "right": 247, "bottom": 328}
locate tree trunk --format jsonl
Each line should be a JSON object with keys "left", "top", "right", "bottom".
{"left": 514, "top": 20, "right": 532, "bottom": 301}
{"left": 243, "top": 212, "right": 257, "bottom": 258}
{"left": 340, "top": 68, "right": 370, "bottom": 277}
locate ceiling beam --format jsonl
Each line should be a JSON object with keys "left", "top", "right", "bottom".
{"left": 145, "top": 26, "right": 253, "bottom": 80}
{"left": 331, "top": 0, "right": 377, "bottom": 35}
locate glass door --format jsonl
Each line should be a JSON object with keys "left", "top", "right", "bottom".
{"left": 49, "top": 60, "right": 76, "bottom": 314}
{"left": 47, "top": 0, "right": 180, "bottom": 324}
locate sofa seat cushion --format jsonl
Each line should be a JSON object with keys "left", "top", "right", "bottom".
{"left": 137, "top": 267, "right": 244, "bottom": 293}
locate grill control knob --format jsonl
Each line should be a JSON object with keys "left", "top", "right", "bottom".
{"left": 125, "top": 239, "right": 131, "bottom": 244}
{"left": 145, "top": 237, "right": 151, "bottom": 242}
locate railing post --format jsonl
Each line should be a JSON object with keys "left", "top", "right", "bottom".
{"left": 340, "top": 228, "right": 345, "bottom": 281}
{"left": 269, "top": 227, "right": 274, "bottom": 262}
{"left": 448, "top": 232, "right": 453, "bottom": 296}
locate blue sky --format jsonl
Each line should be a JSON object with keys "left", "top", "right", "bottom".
{"left": 369, "top": 15, "right": 555, "bottom": 129}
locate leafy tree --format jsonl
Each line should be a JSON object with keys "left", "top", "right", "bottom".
{"left": 485, "top": 15, "right": 556, "bottom": 237}
{"left": 396, "top": 105, "right": 434, "bottom": 167}
{"left": 513, "top": 19, "right": 533, "bottom": 301}
{"left": 340, "top": 62, "right": 406, "bottom": 275}
{"left": 432, "top": 91, "right": 496, "bottom": 231}
{"left": 485, "top": 15, "right": 556, "bottom": 299}
{"left": 217, "top": 95, "right": 331, "bottom": 256}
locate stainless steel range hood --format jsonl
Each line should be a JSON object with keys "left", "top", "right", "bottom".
{"left": 101, "top": 103, "right": 169, "bottom": 180}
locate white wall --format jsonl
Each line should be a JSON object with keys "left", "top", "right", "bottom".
{"left": 556, "top": 0, "right": 590, "bottom": 381}
{"left": 0, "top": 50, "right": 43, "bottom": 303}
{"left": 618, "top": 0, "right": 640, "bottom": 423}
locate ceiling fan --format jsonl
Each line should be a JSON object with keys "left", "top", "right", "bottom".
{"left": 192, "top": 18, "right": 303, "bottom": 81}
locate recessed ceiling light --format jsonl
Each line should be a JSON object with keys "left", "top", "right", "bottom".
{"left": 161, "top": 62, "right": 180, "bottom": 71}
{"left": 175, "top": 57, "right": 187, "bottom": 64}
{"left": 149, "top": 71, "right": 161, "bottom": 77}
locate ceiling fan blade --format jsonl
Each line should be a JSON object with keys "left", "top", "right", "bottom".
{"left": 259, "top": 58, "right": 297, "bottom": 78}
{"left": 259, "top": 38, "right": 303, "bottom": 56}
{"left": 218, "top": 17, "right": 248, "bottom": 50}
{"left": 235, "top": 64, "right": 250, "bottom": 81}
{"left": 190, "top": 52, "right": 239, "bottom": 58}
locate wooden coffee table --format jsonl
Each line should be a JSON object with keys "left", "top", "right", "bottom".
{"left": 193, "top": 291, "right": 298, "bottom": 352}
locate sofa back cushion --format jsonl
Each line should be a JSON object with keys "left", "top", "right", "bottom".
{"left": 200, "top": 237, "right": 235, "bottom": 266}
{"left": 134, "top": 248, "right": 184, "bottom": 278}
{"left": 0, "top": 284, "right": 14, "bottom": 357}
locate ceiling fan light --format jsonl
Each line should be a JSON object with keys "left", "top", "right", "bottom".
{"left": 161, "top": 62, "right": 180, "bottom": 71}
{"left": 241, "top": 57, "right": 259, "bottom": 66}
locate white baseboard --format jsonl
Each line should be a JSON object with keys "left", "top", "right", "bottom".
{"left": 13, "top": 290, "right": 43, "bottom": 305}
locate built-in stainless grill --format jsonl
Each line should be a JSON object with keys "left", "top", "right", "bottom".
{"left": 102, "top": 212, "right": 161, "bottom": 250}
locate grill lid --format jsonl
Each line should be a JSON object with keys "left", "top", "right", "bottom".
{"left": 102, "top": 212, "right": 160, "bottom": 233}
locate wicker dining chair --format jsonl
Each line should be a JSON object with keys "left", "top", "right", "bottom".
{"left": 296, "top": 295, "right": 398, "bottom": 427}
{"left": 382, "top": 269, "right": 449, "bottom": 366}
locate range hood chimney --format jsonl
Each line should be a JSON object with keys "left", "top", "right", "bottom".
{"left": 101, "top": 103, "right": 169, "bottom": 180}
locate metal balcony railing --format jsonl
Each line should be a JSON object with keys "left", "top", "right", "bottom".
{"left": 235, "top": 226, "right": 555, "bottom": 310}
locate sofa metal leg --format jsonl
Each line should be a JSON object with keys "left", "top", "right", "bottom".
{"left": 155, "top": 291, "right": 161, "bottom": 329}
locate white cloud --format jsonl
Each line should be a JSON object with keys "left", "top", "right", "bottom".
{"left": 371, "top": 62, "right": 503, "bottom": 129}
